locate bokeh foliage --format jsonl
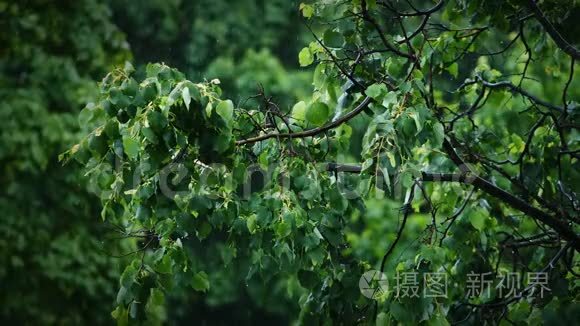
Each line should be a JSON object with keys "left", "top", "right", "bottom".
{"left": 0, "top": 0, "right": 309, "bottom": 324}
{"left": 0, "top": 0, "right": 131, "bottom": 323}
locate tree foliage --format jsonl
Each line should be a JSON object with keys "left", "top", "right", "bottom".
{"left": 0, "top": 0, "right": 132, "bottom": 323}
{"left": 69, "top": 0, "right": 580, "bottom": 324}
{"left": 1, "top": 0, "right": 310, "bottom": 324}
{"left": 5, "top": 0, "right": 580, "bottom": 324}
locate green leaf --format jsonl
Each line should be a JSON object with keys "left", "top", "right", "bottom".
{"left": 361, "top": 158, "right": 374, "bottom": 171}
{"left": 427, "top": 313, "right": 450, "bottom": 326}
{"left": 509, "top": 301, "right": 531, "bottom": 322}
{"left": 386, "top": 152, "right": 396, "bottom": 167}
{"left": 275, "top": 221, "right": 291, "bottom": 238}
{"left": 447, "top": 62, "right": 458, "bottom": 78}
{"left": 197, "top": 221, "right": 212, "bottom": 240}
{"left": 167, "top": 83, "right": 183, "bottom": 107}
{"left": 216, "top": 100, "right": 234, "bottom": 128}
{"left": 123, "top": 61, "right": 135, "bottom": 74}
{"left": 431, "top": 122, "right": 444, "bottom": 148}
{"left": 300, "top": 3, "right": 314, "bottom": 18}
{"left": 366, "top": 83, "right": 387, "bottom": 100}
{"left": 116, "top": 286, "right": 131, "bottom": 305}
{"left": 246, "top": 214, "right": 258, "bottom": 234}
{"left": 205, "top": 102, "right": 213, "bottom": 117}
{"left": 470, "top": 208, "right": 487, "bottom": 231}
{"left": 291, "top": 101, "right": 307, "bottom": 122}
{"left": 104, "top": 120, "right": 120, "bottom": 138}
{"left": 110, "top": 89, "right": 131, "bottom": 108}
{"left": 366, "top": 0, "right": 377, "bottom": 9}
{"left": 146, "top": 63, "right": 163, "bottom": 77}
{"left": 410, "top": 113, "right": 422, "bottom": 133}
{"left": 319, "top": 226, "right": 343, "bottom": 247}
{"left": 141, "top": 82, "right": 158, "bottom": 103}
{"left": 382, "top": 91, "right": 398, "bottom": 108}
{"left": 299, "top": 47, "right": 314, "bottom": 67}
{"left": 136, "top": 205, "right": 151, "bottom": 221}
{"left": 88, "top": 132, "right": 108, "bottom": 156}
{"left": 306, "top": 102, "right": 330, "bottom": 126}
{"left": 376, "top": 312, "right": 390, "bottom": 326}
{"left": 120, "top": 262, "right": 138, "bottom": 288}
{"left": 303, "top": 233, "right": 320, "bottom": 250}
{"left": 313, "top": 64, "right": 326, "bottom": 89}
{"left": 79, "top": 104, "right": 95, "bottom": 128}
{"left": 145, "top": 288, "right": 165, "bottom": 321}
{"left": 220, "top": 246, "right": 236, "bottom": 265}
{"left": 156, "top": 255, "right": 173, "bottom": 274}
{"left": 323, "top": 30, "right": 344, "bottom": 48}
{"left": 308, "top": 247, "right": 326, "bottom": 266}
{"left": 141, "top": 127, "right": 158, "bottom": 144}
{"left": 122, "top": 136, "right": 140, "bottom": 160}
{"left": 191, "top": 271, "right": 210, "bottom": 292}
{"left": 111, "top": 306, "right": 129, "bottom": 326}
{"left": 121, "top": 78, "right": 138, "bottom": 97}
{"left": 129, "top": 302, "right": 139, "bottom": 319}
{"left": 182, "top": 86, "right": 191, "bottom": 109}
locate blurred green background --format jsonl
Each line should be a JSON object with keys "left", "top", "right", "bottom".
{"left": 0, "top": 0, "right": 312, "bottom": 323}
{"left": 10, "top": 1, "right": 578, "bottom": 324}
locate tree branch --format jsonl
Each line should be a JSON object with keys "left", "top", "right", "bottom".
{"left": 380, "top": 0, "right": 445, "bottom": 17}
{"left": 380, "top": 181, "right": 417, "bottom": 273}
{"left": 528, "top": 0, "right": 580, "bottom": 60}
{"left": 235, "top": 96, "right": 372, "bottom": 145}
{"left": 459, "top": 78, "right": 564, "bottom": 112}
{"left": 360, "top": 0, "right": 416, "bottom": 61}
{"left": 324, "top": 150, "right": 580, "bottom": 252}
{"left": 441, "top": 139, "right": 580, "bottom": 252}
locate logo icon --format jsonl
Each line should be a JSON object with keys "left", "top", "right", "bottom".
{"left": 359, "top": 270, "right": 389, "bottom": 299}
